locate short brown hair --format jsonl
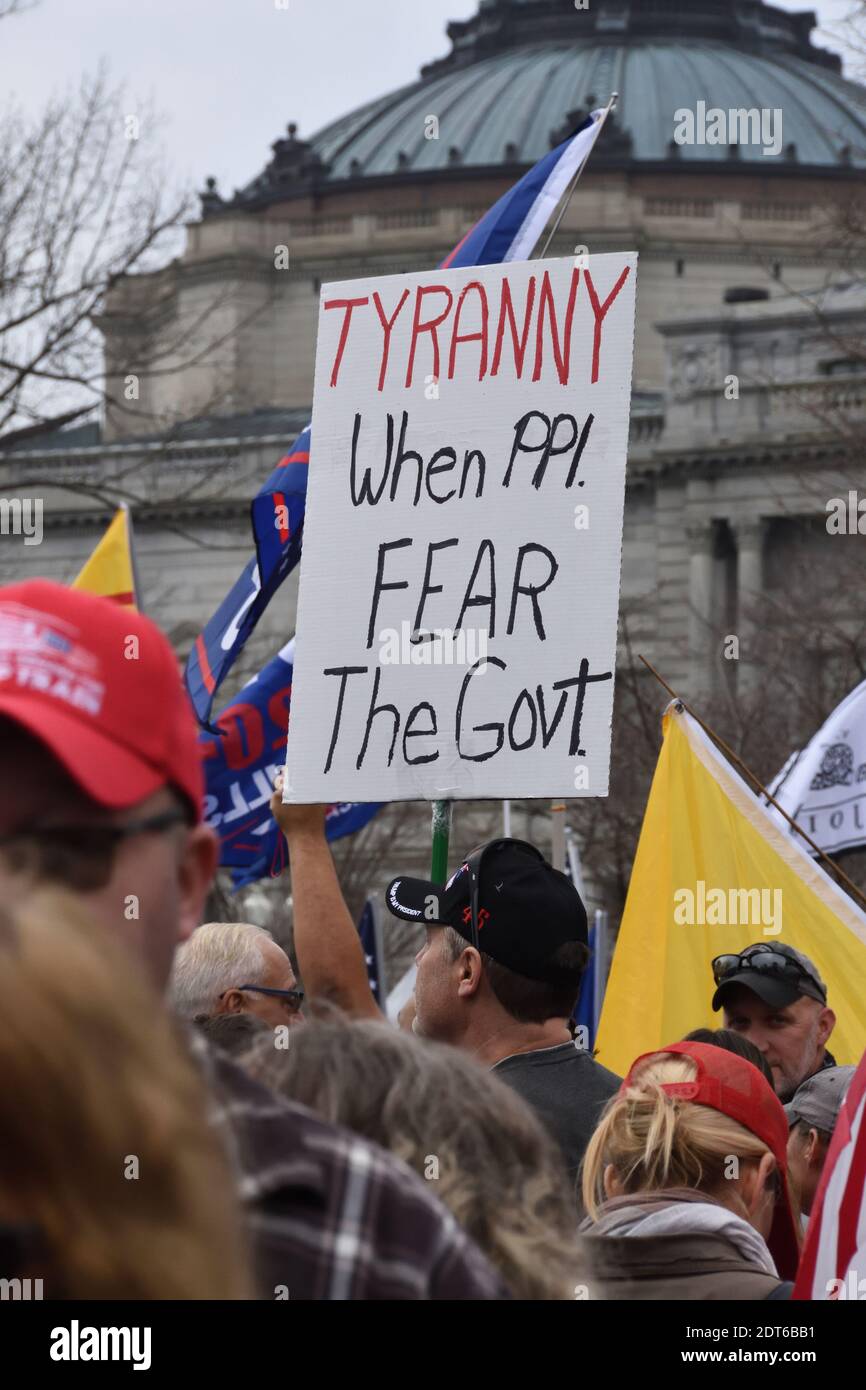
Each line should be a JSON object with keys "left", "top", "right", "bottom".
{"left": 444, "top": 925, "right": 588, "bottom": 1024}
{"left": 683, "top": 1027, "right": 775, "bottom": 1087}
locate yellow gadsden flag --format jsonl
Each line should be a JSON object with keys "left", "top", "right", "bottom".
{"left": 72, "top": 506, "right": 138, "bottom": 608}
{"left": 595, "top": 701, "right": 866, "bottom": 1076}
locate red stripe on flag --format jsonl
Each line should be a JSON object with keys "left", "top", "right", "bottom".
{"left": 273, "top": 491, "right": 289, "bottom": 544}
{"left": 285, "top": 451, "right": 309, "bottom": 465}
{"left": 108, "top": 591, "right": 135, "bottom": 605}
{"left": 224, "top": 815, "right": 264, "bottom": 839}
{"left": 794, "top": 1053, "right": 866, "bottom": 1299}
{"left": 441, "top": 226, "right": 474, "bottom": 270}
{"left": 835, "top": 1096, "right": 866, "bottom": 1278}
{"left": 195, "top": 634, "right": 216, "bottom": 694}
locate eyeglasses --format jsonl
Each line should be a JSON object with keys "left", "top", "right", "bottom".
{"left": 223, "top": 984, "right": 305, "bottom": 1015}
{"left": 712, "top": 945, "right": 823, "bottom": 996}
{"left": 0, "top": 810, "right": 191, "bottom": 892}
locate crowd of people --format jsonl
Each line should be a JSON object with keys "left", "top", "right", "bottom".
{"left": 0, "top": 578, "right": 860, "bottom": 1301}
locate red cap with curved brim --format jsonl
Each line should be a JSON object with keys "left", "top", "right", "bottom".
{"left": 0, "top": 580, "right": 203, "bottom": 820}
{"left": 621, "top": 1040, "right": 800, "bottom": 1280}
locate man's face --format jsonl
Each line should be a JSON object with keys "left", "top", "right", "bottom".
{"left": 722, "top": 985, "right": 835, "bottom": 1100}
{"left": 413, "top": 926, "right": 462, "bottom": 1042}
{"left": 0, "top": 729, "right": 217, "bottom": 990}
{"left": 231, "top": 939, "right": 304, "bottom": 1028}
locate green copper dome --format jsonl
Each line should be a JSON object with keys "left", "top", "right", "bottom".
{"left": 225, "top": 0, "right": 866, "bottom": 213}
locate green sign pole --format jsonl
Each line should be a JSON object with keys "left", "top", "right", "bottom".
{"left": 430, "top": 799, "right": 452, "bottom": 885}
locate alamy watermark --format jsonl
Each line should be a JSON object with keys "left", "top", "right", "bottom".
{"left": 50, "top": 1321, "right": 151, "bottom": 1370}
{"left": 1, "top": 1276, "right": 43, "bottom": 1300}
{"left": 826, "top": 1269, "right": 866, "bottom": 1300}
{"left": 378, "top": 621, "right": 488, "bottom": 669}
{"left": 826, "top": 491, "right": 866, "bottom": 535}
{"left": 673, "top": 102, "right": 783, "bottom": 158}
{"left": 673, "top": 881, "right": 782, "bottom": 935}
{"left": 0, "top": 497, "right": 43, "bottom": 545}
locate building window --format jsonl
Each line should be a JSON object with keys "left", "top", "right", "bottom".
{"left": 645, "top": 198, "right": 714, "bottom": 218}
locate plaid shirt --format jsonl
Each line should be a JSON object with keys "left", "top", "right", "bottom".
{"left": 188, "top": 1031, "right": 508, "bottom": 1300}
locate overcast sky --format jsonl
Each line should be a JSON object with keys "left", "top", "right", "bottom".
{"left": 4, "top": 0, "right": 859, "bottom": 198}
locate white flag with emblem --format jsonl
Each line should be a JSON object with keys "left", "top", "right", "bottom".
{"left": 768, "top": 679, "right": 866, "bottom": 855}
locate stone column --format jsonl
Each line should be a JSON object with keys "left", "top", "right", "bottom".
{"left": 687, "top": 521, "right": 717, "bottom": 696}
{"left": 732, "top": 518, "right": 766, "bottom": 695}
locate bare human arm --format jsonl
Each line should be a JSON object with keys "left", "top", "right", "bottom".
{"left": 271, "top": 773, "right": 382, "bottom": 1020}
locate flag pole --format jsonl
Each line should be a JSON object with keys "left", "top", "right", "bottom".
{"left": 419, "top": 96, "right": 622, "bottom": 891}
{"left": 123, "top": 502, "right": 145, "bottom": 613}
{"left": 550, "top": 800, "right": 566, "bottom": 871}
{"left": 540, "top": 88, "right": 615, "bottom": 889}
{"left": 431, "top": 799, "right": 452, "bottom": 886}
{"left": 639, "top": 654, "right": 866, "bottom": 914}
{"left": 538, "top": 91, "right": 619, "bottom": 260}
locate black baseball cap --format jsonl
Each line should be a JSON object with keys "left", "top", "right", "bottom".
{"left": 712, "top": 942, "right": 828, "bottom": 1012}
{"left": 385, "top": 838, "right": 588, "bottom": 984}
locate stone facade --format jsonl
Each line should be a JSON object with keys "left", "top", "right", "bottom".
{"left": 99, "top": 176, "right": 848, "bottom": 440}
{"left": 4, "top": 283, "right": 863, "bottom": 709}
{"left": 2, "top": 0, "right": 866, "bottom": 935}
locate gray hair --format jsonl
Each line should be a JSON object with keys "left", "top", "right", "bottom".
{"left": 168, "top": 922, "right": 274, "bottom": 1020}
{"left": 249, "top": 1007, "right": 583, "bottom": 1299}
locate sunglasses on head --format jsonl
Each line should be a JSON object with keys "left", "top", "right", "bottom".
{"left": 712, "top": 945, "right": 821, "bottom": 994}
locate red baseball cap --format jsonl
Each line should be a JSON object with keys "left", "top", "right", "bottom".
{"left": 0, "top": 580, "right": 203, "bottom": 821}
{"left": 622, "top": 1040, "right": 801, "bottom": 1280}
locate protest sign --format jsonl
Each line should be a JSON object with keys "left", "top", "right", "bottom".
{"left": 285, "top": 252, "right": 637, "bottom": 802}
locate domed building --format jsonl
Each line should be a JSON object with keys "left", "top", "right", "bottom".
{"left": 101, "top": 0, "right": 866, "bottom": 429}
{"left": 3, "top": 0, "right": 866, "bottom": 910}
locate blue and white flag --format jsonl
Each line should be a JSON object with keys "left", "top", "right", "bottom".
{"left": 441, "top": 108, "right": 607, "bottom": 270}
{"left": 184, "top": 110, "right": 609, "bottom": 728}
{"left": 186, "top": 432, "right": 309, "bottom": 731}
{"left": 200, "top": 637, "right": 382, "bottom": 886}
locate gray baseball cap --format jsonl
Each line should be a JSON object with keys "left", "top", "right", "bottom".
{"left": 784, "top": 1065, "right": 856, "bottom": 1135}
{"left": 712, "top": 942, "right": 828, "bottom": 1011}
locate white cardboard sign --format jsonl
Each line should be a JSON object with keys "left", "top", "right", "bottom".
{"left": 285, "top": 252, "right": 637, "bottom": 803}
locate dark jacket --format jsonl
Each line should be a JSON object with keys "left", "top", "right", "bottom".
{"left": 580, "top": 1190, "right": 790, "bottom": 1301}
{"left": 188, "top": 1031, "right": 508, "bottom": 1299}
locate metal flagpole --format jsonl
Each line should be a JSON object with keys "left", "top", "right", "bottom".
{"left": 538, "top": 91, "right": 619, "bottom": 260}
{"left": 550, "top": 800, "right": 566, "bottom": 872}
{"left": 592, "top": 908, "right": 610, "bottom": 1038}
{"left": 564, "top": 823, "right": 586, "bottom": 898}
{"left": 123, "top": 502, "right": 145, "bottom": 612}
{"left": 539, "top": 93, "right": 620, "bottom": 869}
{"left": 503, "top": 799, "right": 512, "bottom": 837}
{"left": 430, "top": 94, "right": 618, "bottom": 897}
